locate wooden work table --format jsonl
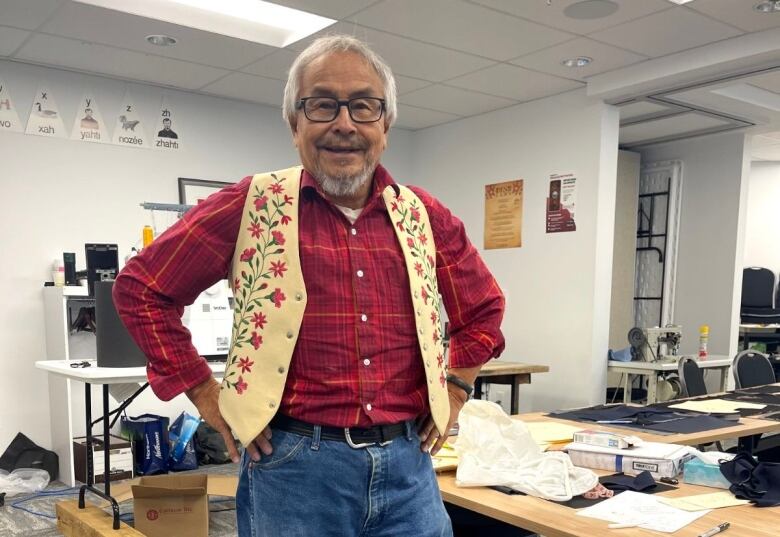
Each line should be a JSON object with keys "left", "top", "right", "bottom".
{"left": 438, "top": 471, "right": 779, "bottom": 537}
{"left": 475, "top": 361, "right": 550, "bottom": 414}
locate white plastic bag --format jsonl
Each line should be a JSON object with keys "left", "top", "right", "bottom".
{"left": 455, "top": 399, "right": 597, "bottom": 501}
{"left": 0, "top": 468, "right": 50, "bottom": 497}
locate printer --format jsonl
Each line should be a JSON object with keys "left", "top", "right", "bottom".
{"left": 182, "top": 281, "right": 232, "bottom": 360}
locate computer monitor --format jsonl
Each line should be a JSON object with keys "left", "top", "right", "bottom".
{"left": 95, "top": 281, "right": 147, "bottom": 368}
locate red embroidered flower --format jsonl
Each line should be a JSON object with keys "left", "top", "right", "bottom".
{"left": 421, "top": 287, "right": 430, "bottom": 304}
{"left": 233, "top": 277, "right": 240, "bottom": 290}
{"left": 270, "top": 260, "right": 287, "bottom": 278}
{"left": 430, "top": 311, "right": 438, "bottom": 325}
{"left": 283, "top": 194, "right": 294, "bottom": 206}
{"left": 414, "top": 262, "right": 423, "bottom": 277}
{"left": 272, "top": 288, "right": 286, "bottom": 308}
{"left": 396, "top": 221, "right": 405, "bottom": 232}
{"left": 240, "top": 248, "right": 256, "bottom": 262}
{"left": 407, "top": 237, "right": 415, "bottom": 248}
{"left": 397, "top": 194, "right": 405, "bottom": 202}
{"left": 418, "top": 233, "right": 428, "bottom": 245}
{"left": 439, "top": 371, "right": 446, "bottom": 387}
{"left": 271, "top": 230, "right": 286, "bottom": 246}
{"left": 235, "top": 376, "right": 248, "bottom": 395}
{"left": 280, "top": 214, "right": 292, "bottom": 226}
{"left": 391, "top": 201, "right": 398, "bottom": 213}
{"left": 433, "top": 330, "right": 440, "bottom": 344}
{"left": 437, "top": 354, "right": 444, "bottom": 368}
{"left": 248, "top": 222, "right": 262, "bottom": 238}
{"left": 250, "top": 331, "right": 263, "bottom": 350}
{"left": 254, "top": 195, "right": 268, "bottom": 211}
{"left": 238, "top": 357, "right": 254, "bottom": 374}
{"left": 252, "top": 312, "right": 267, "bottom": 329}
{"left": 411, "top": 208, "right": 420, "bottom": 222}
{"left": 269, "top": 183, "right": 284, "bottom": 194}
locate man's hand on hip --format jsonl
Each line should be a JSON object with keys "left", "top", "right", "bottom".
{"left": 417, "top": 383, "right": 468, "bottom": 456}
{"left": 185, "top": 377, "right": 273, "bottom": 463}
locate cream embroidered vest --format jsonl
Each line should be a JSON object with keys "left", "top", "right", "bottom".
{"left": 219, "top": 166, "right": 449, "bottom": 446}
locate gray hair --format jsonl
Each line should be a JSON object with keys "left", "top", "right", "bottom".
{"left": 282, "top": 34, "right": 397, "bottom": 129}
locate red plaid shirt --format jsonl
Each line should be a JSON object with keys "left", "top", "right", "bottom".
{"left": 114, "top": 165, "right": 504, "bottom": 427}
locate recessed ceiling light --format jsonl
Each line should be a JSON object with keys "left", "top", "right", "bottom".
{"left": 667, "top": 0, "right": 696, "bottom": 5}
{"left": 146, "top": 34, "right": 177, "bottom": 46}
{"left": 754, "top": 1, "right": 780, "bottom": 13}
{"left": 563, "top": 0, "right": 618, "bottom": 20}
{"left": 562, "top": 56, "right": 593, "bottom": 68}
{"left": 73, "top": 0, "right": 336, "bottom": 48}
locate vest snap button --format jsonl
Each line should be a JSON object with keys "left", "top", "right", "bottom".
{"left": 269, "top": 402, "right": 275, "bottom": 408}
{"left": 418, "top": 327, "right": 424, "bottom": 335}
{"left": 426, "top": 361, "right": 431, "bottom": 367}
{"left": 416, "top": 309, "right": 422, "bottom": 316}
{"left": 295, "top": 292, "right": 303, "bottom": 301}
{"left": 423, "top": 344, "right": 428, "bottom": 351}
{"left": 287, "top": 331, "right": 294, "bottom": 339}
{"left": 414, "top": 291, "right": 419, "bottom": 299}
{"left": 278, "top": 366, "right": 285, "bottom": 374}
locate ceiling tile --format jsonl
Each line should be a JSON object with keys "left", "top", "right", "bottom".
{"left": 394, "top": 104, "right": 460, "bottom": 130}
{"left": 40, "top": 2, "right": 277, "bottom": 70}
{"left": 349, "top": 0, "right": 573, "bottom": 60}
{"left": 511, "top": 37, "right": 647, "bottom": 79}
{"left": 619, "top": 112, "right": 732, "bottom": 144}
{"left": 16, "top": 33, "right": 229, "bottom": 90}
{"left": 285, "top": 22, "right": 494, "bottom": 82}
{"left": 589, "top": 7, "right": 743, "bottom": 57}
{"left": 400, "top": 84, "right": 516, "bottom": 116}
{"left": 618, "top": 100, "right": 682, "bottom": 121}
{"left": 0, "top": 26, "right": 30, "bottom": 57}
{"left": 1, "top": 0, "right": 63, "bottom": 31}
{"left": 471, "top": 0, "right": 672, "bottom": 35}
{"left": 242, "top": 49, "right": 298, "bottom": 79}
{"left": 200, "top": 72, "right": 286, "bottom": 107}
{"left": 446, "top": 63, "right": 583, "bottom": 101}
{"left": 396, "top": 75, "right": 432, "bottom": 95}
{"left": 747, "top": 70, "right": 780, "bottom": 95}
{"left": 752, "top": 144, "right": 780, "bottom": 161}
{"left": 270, "top": 0, "right": 379, "bottom": 20}
{"left": 688, "top": 0, "right": 780, "bottom": 33}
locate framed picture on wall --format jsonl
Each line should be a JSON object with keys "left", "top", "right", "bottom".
{"left": 178, "top": 178, "right": 231, "bottom": 205}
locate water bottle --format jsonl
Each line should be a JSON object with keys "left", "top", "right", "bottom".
{"left": 698, "top": 325, "right": 709, "bottom": 360}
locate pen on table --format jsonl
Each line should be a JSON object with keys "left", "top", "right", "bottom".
{"left": 698, "top": 522, "right": 730, "bottom": 537}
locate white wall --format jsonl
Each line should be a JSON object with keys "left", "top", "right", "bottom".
{"left": 410, "top": 90, "right": 620, "bottom": 412}
{"left": 0, "top": 59, "right": 414, "bottom": 451}
{"left": 639, "top": 132, "right": 750, "bottom": 359}
{"left": 745, "top": 161, "right": 780, "bottom": 283}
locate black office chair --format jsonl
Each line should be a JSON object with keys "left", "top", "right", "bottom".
{"left": 677, "top": 356, "right": 708, "bottom": 397}
{"left": 733, "top": 350, "right": 777, "bottom": 389}
{"left": 741, "top": 267, "right": 780, "bottom": 324}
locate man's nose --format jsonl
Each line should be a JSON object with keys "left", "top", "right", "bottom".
{"left": 331, "top": 104, "right": 357, "bottom": 133}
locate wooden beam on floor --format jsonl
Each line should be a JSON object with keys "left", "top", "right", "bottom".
{"left": 56, "top": 500, "right": 144, "bottom": 537}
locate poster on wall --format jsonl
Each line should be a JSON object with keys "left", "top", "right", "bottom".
{"left": 546, "top": 173, "right": 577, "bottom": 233}
{"left": 25, "top": 85, "right": 66, "bottom": 138}
{"left": 153, "top": 96, "right": 181, "bottom": 151}
{"left": 71, "top": 92, "right": 108, "bottom": 143}
{"left": 112, "top": 91, "right": 150, "bottom": 148}
{"left": 484, "top": 179, "right": 523, "bottom": 249}
{"left": 0, "top": 78, "right": 23, "bottom": 133}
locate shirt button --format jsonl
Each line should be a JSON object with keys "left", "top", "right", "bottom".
{"left": 366, "top": 403, "right": 373, "bottom": 411}
{"left": 351, "top": 228, "right": 357, "bottom": 236}
{"left": 356, "top": 270, "right": 364, "bottom": 278}
{"left": 363, "top": 358, "right": 371, "bottom": 366}
{"left": 361, "top": 314, "right": 368, "bottom": 322}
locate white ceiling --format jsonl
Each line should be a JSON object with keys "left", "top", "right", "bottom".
{"left": 2, "top": 0, "right": 780, "bottom": 131}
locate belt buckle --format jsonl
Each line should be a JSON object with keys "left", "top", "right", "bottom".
{"left": 344, "top": 428, "right": 375, "bottom": 449}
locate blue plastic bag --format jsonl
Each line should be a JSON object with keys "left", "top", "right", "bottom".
{"left": 120, "top": 414, "right": 169, "bottom": 475}
{"left": 168, "top": 412, "right": 199, "bottom": 471}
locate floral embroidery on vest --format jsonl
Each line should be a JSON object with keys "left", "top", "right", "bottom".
{"left": 225, "top": 173, "right": 294, "bottom": 395}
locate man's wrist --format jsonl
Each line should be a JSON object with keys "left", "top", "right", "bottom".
{"left": 445, "top": 373, "right": 473, "bottom": 397}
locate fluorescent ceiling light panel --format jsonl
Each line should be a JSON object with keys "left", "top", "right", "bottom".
{"left": 667, "top": 0, "right": 695, "bottom": 4}
{"left": 73, "top": 0, "right": 335, "bottom": 48}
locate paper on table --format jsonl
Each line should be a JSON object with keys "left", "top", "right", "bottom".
{"left": 576, "top": 490, "right": 710, "bottom": 533}
{"left": 524, "top": 421, "right": 582, "bottom": 445}
{"left": 668, "top": 399, "right": 766, "bottom": 413}
{"left": 659, "top": 491, "right": 750, "bottom": 511}
{"left": 432, "top": 443, "right": 459, "bottom": 472}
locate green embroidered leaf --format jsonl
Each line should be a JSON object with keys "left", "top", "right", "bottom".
{"left": 272, "top": 249, "right": 285, "bottom": 254}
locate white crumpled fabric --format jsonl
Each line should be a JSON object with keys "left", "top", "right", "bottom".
{"left": 455, "top": 399, "right": 598, "bottom": 501}
{"left": 0, "top": 468, "right": 50, "bottom": 497}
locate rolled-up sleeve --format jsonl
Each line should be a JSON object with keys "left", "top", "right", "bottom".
{"left": 410, "top": 186, "right": 505, "bottom": 368}
{"left": 113, "top": 177, "right": 250, "bottom": 400}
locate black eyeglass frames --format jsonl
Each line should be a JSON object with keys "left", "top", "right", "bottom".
{"left": 296, "top": 97, "right": 385, "bottom": 123}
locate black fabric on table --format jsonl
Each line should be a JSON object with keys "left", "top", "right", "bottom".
{"left": 721, "top": 452, "right": 780, "bottom": 507}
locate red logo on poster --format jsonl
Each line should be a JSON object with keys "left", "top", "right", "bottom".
{"left": 147, "top": 509, "right": 159, "bottom": 521}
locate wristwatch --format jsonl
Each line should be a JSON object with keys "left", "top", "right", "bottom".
{"left": 446, "top": 374, "right": 474, "bottom": 397}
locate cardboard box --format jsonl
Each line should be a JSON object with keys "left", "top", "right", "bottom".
{"left": 566, "top": 441, "right": 695, "bottom": 479}
{"left": 73, "top": 435, "right": 134, "bottom": 484}
{"left": 106, "top": 474, "right": 238, "bottom": 537}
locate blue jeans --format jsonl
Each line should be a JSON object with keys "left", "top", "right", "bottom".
{"left": 236, "top": 421, "right": 453, "bottom": 537}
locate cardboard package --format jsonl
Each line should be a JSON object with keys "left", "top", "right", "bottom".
{"left": 73, "top": 435, "right": 134, "bottom": 484}
{"left": 565, "top": 441, "right": 695, "bottom": 479}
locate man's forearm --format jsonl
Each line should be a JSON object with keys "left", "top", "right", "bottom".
{"left": 447, "top": 365, "right": 482, "bottom": 396}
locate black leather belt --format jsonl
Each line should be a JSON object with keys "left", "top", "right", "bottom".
{"left": 270, "top": 414, "right": 407, "bottom": 448}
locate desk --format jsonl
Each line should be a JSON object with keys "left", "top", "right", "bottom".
{"left": 474, "top": 361, "right": 549, "bottom": 414}
{"left": 608, "top": 357, "right": 731, "bottom": 404}
{"left": 739, "top": 323, "right": 780, "bottom": 350}
{"left": 438, "top": 471, "right": 780, "bottom": 537}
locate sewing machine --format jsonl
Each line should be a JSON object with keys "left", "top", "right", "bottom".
{"left": 628, "top": 325, "right": 682, "bottom": 363}
{"left": 182, "top": 281, "right": 232, "bottom": 360}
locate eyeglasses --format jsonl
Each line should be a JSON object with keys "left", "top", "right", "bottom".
{"left": 296, "top": 97, "right": 385, "bottom": 123}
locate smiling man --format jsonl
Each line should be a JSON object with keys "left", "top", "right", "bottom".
{"left": 114, "top": 35, "right": 505, "bottom": 537}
